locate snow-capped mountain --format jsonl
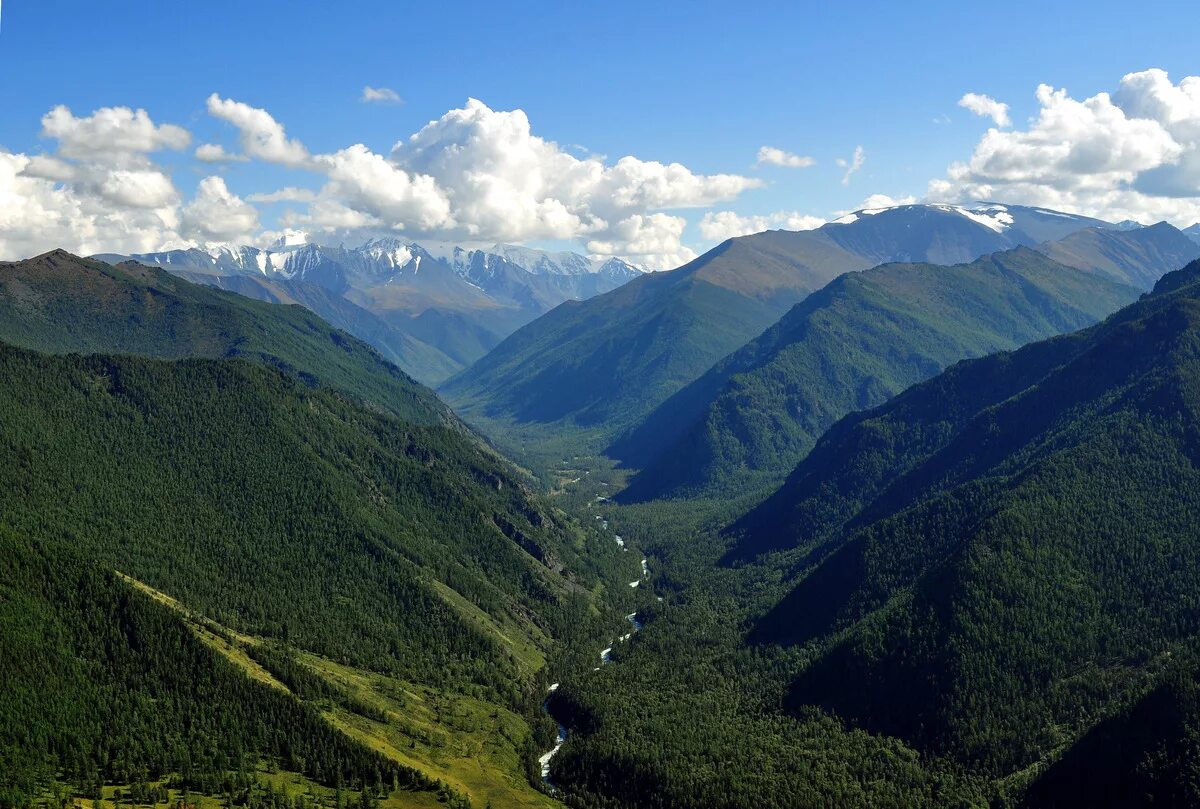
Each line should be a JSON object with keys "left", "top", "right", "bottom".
{"left": 820, "top": 202, "right": 1114, "bottom": 265}
{"left": 114, "top": 238, "right": 642, "bottom": 287}
{"left": 98, "top": 238, "right": 645, "bottom": 385}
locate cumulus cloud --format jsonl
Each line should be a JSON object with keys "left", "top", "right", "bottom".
{"left": 362, "top": 86, "right": 403, "bottom": 104}
{"left": 857, "top": 193, "right": 918, "bottom": 209}
{"left": 0, "top": 102, "right": 272, "bottom": 259}
{"left": 958, "top": 93, "right": 1011, "bottom": 127}
{"left": 277, "top": 97, "right": 759, "bottom": 263}
{"left": 313, "top": 143, "right": 453, "bottom": 232}
{"left": 698, "top": 210, "right": 824, "bottom": 241}
{"left": 0, "top": 103, "right": 203, "bottom": 259}
{"left": 2, "top": 95, "right": 764, "bottom": 265}
{"left": 384, "top": 99, "right": 759, "bottom": 246}
{"left": 206, "top": 94, "right": 311, "bottom": 167}
{"left": 837, "top": 145, "right": 865, "bottom": 185}
{"left": 932, "top": 69, "right": 1200, "bottom": 225}
{"left": 756, "top": 146, "right": 815, "bottom": 169}
{"left": 0, "top": 150, "right": 186, "bottom": 259}
{"left": 180, "top": 177, "right": 260, "bottom": 243}
{"left": 586, "top": 213, "right": 695, "bottom": 270}
{"left": 41, "top": 105, "right": 190, "bottom": 163}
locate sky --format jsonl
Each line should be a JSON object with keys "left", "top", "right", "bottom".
{"left": 3, "top": 0, "right": 1200, "bottom": 267}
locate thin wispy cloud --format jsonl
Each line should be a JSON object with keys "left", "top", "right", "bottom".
{"left": 837, "top": 145, "right": 865, "bottom": 185}
{"left": 958, "top": 92, "right": 1011, "bottom": 127}
{"left": 756, "top": 146, "right": 815, "bottom": 169}
{"left": 361, "top": 86, "right": 403, "bottom": 105}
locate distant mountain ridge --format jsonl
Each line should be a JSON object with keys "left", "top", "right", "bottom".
{"left": 611, "top": 246, "right": 1145, "bottom": 501}
{"left": 442, "top": 203, "right": 1129, "bottom": 458}
{"left": 1036, "top": 221, "right": 1200, "bottom": 289}
{"left": 97, "top": 238, "right": 644, "bottom": 384}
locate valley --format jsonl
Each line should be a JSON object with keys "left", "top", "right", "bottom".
{"left": 8, "top": 212, "right": 1200, "bottom": 809}
{"left": 9, "top": 9, "right": 1200, "bottom": 807}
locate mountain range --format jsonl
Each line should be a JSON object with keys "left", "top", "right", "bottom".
{"left": 98, "top": 237, "right": 644, "bottom": 385}
{"left": 442, "top": 203, "right": 1192, "bottom": 462}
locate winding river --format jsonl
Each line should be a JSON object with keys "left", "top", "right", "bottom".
{"left": 539, "top": 610, "right": 643, "bottom": 789}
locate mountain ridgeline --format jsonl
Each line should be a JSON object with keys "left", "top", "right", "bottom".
{"left": 610, "top": 246, "right": 1151, "bottom": 501}
{"left": 0, "top": 250, "right": 453, "bottom": 426}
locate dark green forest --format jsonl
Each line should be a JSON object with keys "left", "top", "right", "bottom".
{"left": 527, "top": 260, "right": 1200, "bottom": 808}
{"left": 9, "top": 249, "right": 1200, "bottom": 809}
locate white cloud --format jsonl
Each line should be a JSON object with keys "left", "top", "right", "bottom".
{"left": 383, "top": 98, "right": 760, "bottom": 247}
{"left": 247, "top": 187, "right": 317, "bottom": 203}
{"left": 180, "top": 177, "right": 260, "bottom": 244}
{"left": 194, "top": 143, "right": 247, "bottom": 163}
{"left": 857, "top": 193, "right": 918, "bottom": 210}
{"left": 92, "top": 168, "right": 179, "bottom": 209}
{"left": 836, "top": 145, "right": 865, "bottom": 185}
{"left": 362, "top": 86, "right": 403, "bottom": 104}
{"left": 40, "top": 105, "right": 190, "bottom": 164}
{"left": 586, "top": 213, "right": 695, "bottom": 271}
{"left": 958, "top": 93, "right": 1011, "bottom": 127}
{"left": 0, "top": 102, "right": 265, "bottom": 259}
{"left": 698, "top": 210, "right": 824, "bottom": 241}
{"left": 0, "top": 150, "right": 184, "bottom": 259}
{"left": 206, "top": 94, "right": 311, "bottom": 167}
{"left": 313, "top": 143, "right": 453, "bottom": 232}
{"left": 756, "top": 146, "right": 815, "bottom": 168}
{"left": 195, "top": 96, "right": 760, "bottom": 264}
{"left": 2, "top": 95, "right": 763, "bottom": 265}
{"left": 933, "top": 69, "right": 1200, "bottom": 226}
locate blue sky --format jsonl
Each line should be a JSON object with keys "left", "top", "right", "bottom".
{"left": 3, "top": 0, "right": 1200, "bottom": 264}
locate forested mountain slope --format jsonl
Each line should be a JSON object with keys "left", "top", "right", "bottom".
{"left": 733, "top": 257, "right": 1200, "bottom": 777}
{"left": 169, "top": 269, "right": 464, "bottom": 385}
{"left": 612, "top": 247, "right": 1140, "bottom": 500}
{"left": 0, "top": 330, "right": 642, "bottom": 805}
{"left": 0, "top": 530, "right": 439, "bottom": 808}
{"left": 0, "top": 340, "right": 603, "bottom": 693}
{"left": 439, "top": 232, "right": 864, "bottom": 449}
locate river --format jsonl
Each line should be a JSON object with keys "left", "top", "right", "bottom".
{"left": 539, "top": 610, "right": 643, "bottom": 789}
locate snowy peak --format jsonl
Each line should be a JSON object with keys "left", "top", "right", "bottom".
{"left": 487, "top": 243, "right": 596, "bottom": 275}
{"left": 1114, "top": 220, "right": 1146, "bottom": 231}
{"left": 110, "top": 236, "right": 645, "bottom": 287}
